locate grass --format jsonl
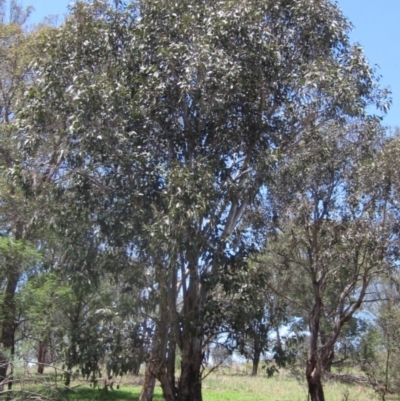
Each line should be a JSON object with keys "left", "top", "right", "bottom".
{"left": 202, "top": 372, "right": 376, "bottom": 401}
{"left": 9, "top": 364, "right": 393, "bottom": 401}
{"left": 56, "top": 370, "right": 386, "bottom": 401}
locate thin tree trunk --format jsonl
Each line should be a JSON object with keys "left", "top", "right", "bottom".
{"left": 320, "top": 331, "right": 334, "bottom": 373}
{"left": 323, "top": 349, "right": 334, "bottom": 373}
{"left": 37, "top": 341, "right": 47, "bottom": 374}
{"left": 251, "top": 336, "right": 261, "bottom": 376}
{"left": 64, "top": 366, "right": 72, "bottom": 388}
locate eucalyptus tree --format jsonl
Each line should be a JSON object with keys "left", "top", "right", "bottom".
{"left": 16, "top": 0, "right": 387, "bottom": 400}
{"left": 260, "top": 118, "right": 391, "bottom": 401}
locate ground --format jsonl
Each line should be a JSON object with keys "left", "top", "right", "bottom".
{"left": 6, "top": 365, "right": 389, "bottom": 401}
{"left": 67, "top": 369, "right": 379, "bottom": 401}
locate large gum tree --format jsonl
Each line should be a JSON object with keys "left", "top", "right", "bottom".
{"left": 16, "top": 1, "right": 386, "bottom": 400}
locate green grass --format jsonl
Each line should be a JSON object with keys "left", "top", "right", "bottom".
{"left": 202, "top": 373, "right": 376, "bottom": 401}
{"left": 12, "top": 366, "right": 388, "bottom": 401}
{"left": 64, "top": 386, "right": 164, "bottom": 401}
{"left": 58, "top": 372, "right": 384, "bottom": 401}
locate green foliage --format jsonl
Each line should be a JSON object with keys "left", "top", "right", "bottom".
{"left": 358, "top": 292, "right": 400, "bottom": 399}
{"left": 0, "top": 237, "right": 40, "bottom": 265}
{"left": 7, "top": 0, "right": 393, "bottom": 399}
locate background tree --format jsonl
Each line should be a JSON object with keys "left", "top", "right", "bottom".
{"left": 356, "top": 279, "right": 400, "bottom": 400}
{"left": 0, "top": 1, "right": 52, "bottom": 389}
{"left": 223, "top": 264, "right": 288, "bottom": 376}
{"left": 261, "top": 118, "right": 391, "bottom": 401}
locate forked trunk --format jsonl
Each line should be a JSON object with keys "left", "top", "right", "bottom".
{"left": 140, "top": 265, "right": 172, "bottom": 401}
{"left": 177, "top": 337, "right": 202, "bottom": 401}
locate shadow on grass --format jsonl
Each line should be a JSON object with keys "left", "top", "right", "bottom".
{"left": 66, "top": 387, "right": 164, "bottom": 401}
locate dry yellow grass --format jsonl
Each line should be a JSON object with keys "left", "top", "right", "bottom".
{"left": 201, "top": 368, "right": 379, "bottom": 401}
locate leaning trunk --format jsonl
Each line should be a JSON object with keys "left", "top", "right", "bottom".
{"left": 139, "top": 359, "right": 157, "bottom": 401}
{"left": 320, "top": 331, "right": 334, "bottom": 373}
{"left": 322, "top": 348, "right": 334, "bottom": 373}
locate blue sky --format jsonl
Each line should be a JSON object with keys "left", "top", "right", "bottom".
{"left": 22, "top": 0, "right": 399, "bottom": 128}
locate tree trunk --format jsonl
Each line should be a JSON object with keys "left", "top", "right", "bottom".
{"left": 306, "top": 370, "right": 325, "bottom": 401}
{"left": 0, "top": 271, "right": 19, "bottom": 392}
{"left": 166, "top": 336, "right": 176, "bottom": 393}
{"left": 140, "top": 264, "right": 173, "bottom": 401}
{"left": 158, "top": 365, "right": 176, "bottom": 401}
{"left": 177, "top": 337, "right": 202, "bottom": 401}
{"left": 323, "top": 348, "right": 334, "bottom": 373}
{"left": 306, "top": 349, "right": 325, "bottom": 401}
{"left": 139, "top": 359, "right": 157, "bottom": 401}
{"left": 251, "top": 336, "right": 261, "bottom": 376}
{"left": 252, "top": 355, "right": 260, "bottom": 376}
{"left": 65, "top": 325, "right": 78, "bottom": 387}
{"left": 37, "top": 341, "right": 47, "bottom": 374}
{"left": 64, "top": 367, "right": 72, "bottom": 388}
{"left": 0, "top": 352, "right": 6, "bottom": 393}
{"left": 320, "top": 331, "right": 334, "bottom": 373}
{"left": 306, "top": 301, "right": 325, "bottom": 401}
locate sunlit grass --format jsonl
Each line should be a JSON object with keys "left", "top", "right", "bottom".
{"left": 57, "top": 370, "right": 382, "bottom": 401}
{"left": 12, "top": 364, "right": 383, "bottom": 401}
{"left": 202, "top": 372, "right": 376, "bottom": 401}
